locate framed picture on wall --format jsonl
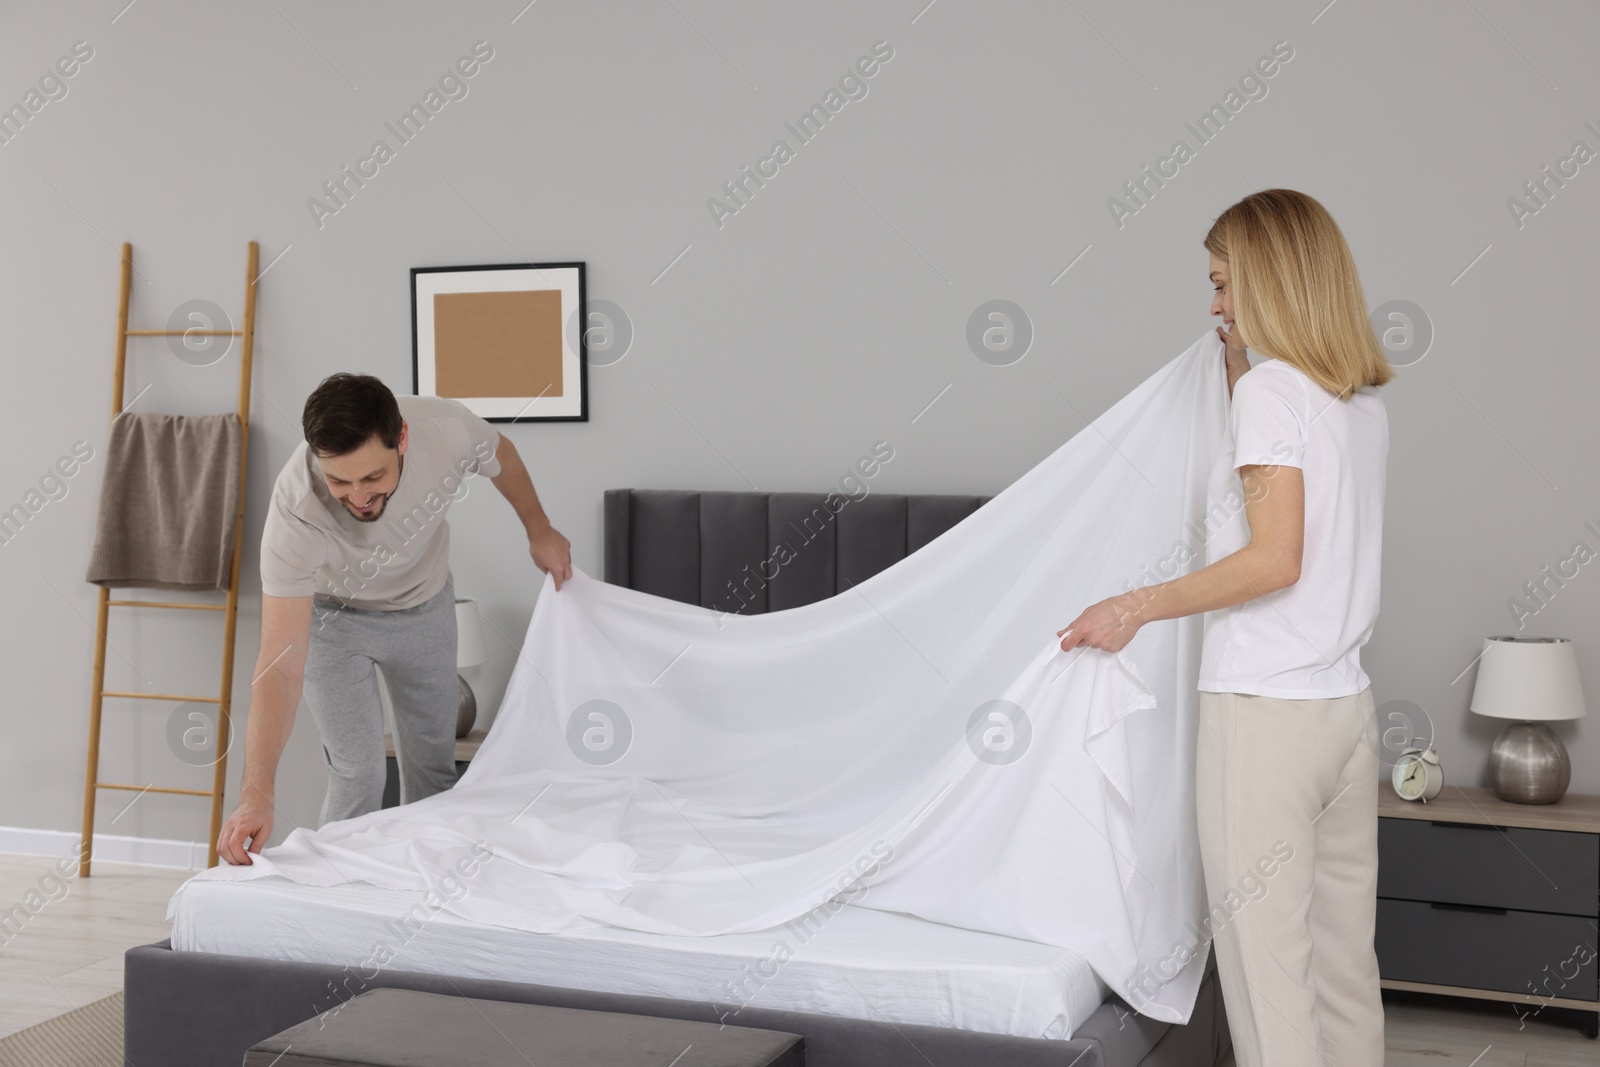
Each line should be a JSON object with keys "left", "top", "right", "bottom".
{"left": 411, "top": 261, "right": 587, "bottom": 422}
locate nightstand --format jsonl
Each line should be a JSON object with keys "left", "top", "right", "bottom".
{"left": 379, "top": 728, "right": 487, "bottom": 809}
{"left": 1375, "top": 781, "right": 1599, "bottom": 1037}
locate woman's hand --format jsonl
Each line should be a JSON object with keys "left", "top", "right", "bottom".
{"left": 1057, "top": 592, "right": 1146, "bottom": 653}
{"left": 1217, "top": 323, "right": 1251, "bottom": 398}
{"left": 1216, "top": 321, "right": 1248, "bottom": 359}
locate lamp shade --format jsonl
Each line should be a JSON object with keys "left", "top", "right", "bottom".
{"left": 454, "top": 597, "right": 488, "bottom": 669}
{"left": 1469, "top": 635, "right": 1586, "bottom": 722}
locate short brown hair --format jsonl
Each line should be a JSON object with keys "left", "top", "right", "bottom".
{"left": 301, "top": 374, "right": 402, "bottom": 457}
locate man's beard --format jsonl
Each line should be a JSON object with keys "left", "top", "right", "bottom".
{"left": 344, "top": 495, "right": 388, "bottom": 522}
{"left": 337, "top": 455, "right": 400, "bottom": 523}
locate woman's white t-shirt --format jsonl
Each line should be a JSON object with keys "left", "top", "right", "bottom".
{"left": 1197, "top": 356, "right": 1388, "bottom": 699}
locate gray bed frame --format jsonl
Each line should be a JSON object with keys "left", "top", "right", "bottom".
{"left": 124, "top": 488, "right": 1232, "bottom": 1067}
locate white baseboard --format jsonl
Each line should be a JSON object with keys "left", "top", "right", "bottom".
{"left": 0, "top": 825, "right": 208, "bottom": 871}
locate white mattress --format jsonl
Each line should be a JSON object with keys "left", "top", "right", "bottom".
{"left": 169, "top": 875, "right": 1110, "bottom": 1040}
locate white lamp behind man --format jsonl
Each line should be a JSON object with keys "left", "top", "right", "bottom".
{"left": 455, "top": 596, "right": 489, "bottom": 738}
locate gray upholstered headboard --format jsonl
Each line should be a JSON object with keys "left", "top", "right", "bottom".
{"left": 603, "top": 489, "right": 991, "bottom": 618}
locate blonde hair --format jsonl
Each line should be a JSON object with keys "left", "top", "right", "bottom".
{"left": 1204, "top": 189, "right": 1393, "bottom": 399}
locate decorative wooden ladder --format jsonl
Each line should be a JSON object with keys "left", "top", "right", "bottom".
{"left": 78, "top": 241, "right": 258, "bottom": 876}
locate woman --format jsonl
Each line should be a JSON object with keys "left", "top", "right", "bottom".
{"left": 1057, "top": 189, "right": 1393, "bottom": 1067}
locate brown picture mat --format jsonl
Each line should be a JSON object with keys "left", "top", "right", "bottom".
{"left": 432, "top": 289, "right": 563, "bottom": 399}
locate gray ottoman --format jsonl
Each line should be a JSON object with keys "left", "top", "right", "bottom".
{"left": 243, "top": 987, "right": 804, "bottom": 1066}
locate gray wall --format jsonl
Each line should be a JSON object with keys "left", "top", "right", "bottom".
{"left": 3, "top": 0, "right": 1596, "bottom": 851}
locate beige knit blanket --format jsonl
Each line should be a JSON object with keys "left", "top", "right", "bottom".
{"left": 85, "top": 412, "right": 243, "bottom": 591}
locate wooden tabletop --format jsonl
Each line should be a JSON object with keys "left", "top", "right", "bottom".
{"left": 384, "top": 728, "right": 488, "bottom": 761}
{"left": 1377, "top": 778, "right": 1600, "bottom": 834}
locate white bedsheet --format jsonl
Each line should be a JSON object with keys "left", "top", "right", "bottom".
{"left": 170, "top": 874, "right": 1111, "bottom": 1040}
{"left": 176, "top": 328, "right": 1232, "bottom": 1025}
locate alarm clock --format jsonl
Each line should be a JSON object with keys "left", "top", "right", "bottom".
{"left": 1392, "top": 746, "right": 1443, "bottom": 802}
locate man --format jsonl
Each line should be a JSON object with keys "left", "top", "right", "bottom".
{"left": 217, "top": 373, "right": 571, "bottom": 865}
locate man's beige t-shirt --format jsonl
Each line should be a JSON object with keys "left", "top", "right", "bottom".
{"left": 260, "top": 395, "right": 502, "bottom": 611}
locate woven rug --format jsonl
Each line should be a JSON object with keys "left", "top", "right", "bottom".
{"left": 0, "top": 992, "right": 122, "bottom": 1067}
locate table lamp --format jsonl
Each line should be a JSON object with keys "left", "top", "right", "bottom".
{"left": 1469, "top": 635, "right": 1586, "bottom": 804}
{"left": 455, "top": 597, "right": 489, "bottom": 738}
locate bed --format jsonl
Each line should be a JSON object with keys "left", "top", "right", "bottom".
{"left": 128, "top": 488, "right": 1231, "bottom": 1067}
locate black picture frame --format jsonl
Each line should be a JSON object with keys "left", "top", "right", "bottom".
{"left": 410, "top": 261, "right": 588, "bottom": 423}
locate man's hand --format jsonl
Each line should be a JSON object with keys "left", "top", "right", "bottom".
{"left": 217, "top": 799, "right": 273, "bottom": 865}
{"left": 1057, "top": 592, "right": 1146, "bottom": 653}
{"left": 529, "top": 524, "right": 573, "bottom": 590}
{"left": 218, "top": 595, "right": 308, "bottom": 865}
{"left": 490, "top": 436, "right": 570, "bottom": 589}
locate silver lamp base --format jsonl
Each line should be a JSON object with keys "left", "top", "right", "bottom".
{"left": 456, "top": 674, "right": 477, "bottom": 739}
{"left": 1489, "top": 721, "right": 1571, "bottom": 804}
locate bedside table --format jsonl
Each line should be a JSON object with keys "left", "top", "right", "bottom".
{"left": 1375, "top": 781, "right": 1599, "bottom": 1037}
{"left": 379, "top": 728, "right": 488, "bottom": 809}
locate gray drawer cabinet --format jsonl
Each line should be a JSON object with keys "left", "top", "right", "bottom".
{"left": 1375, "top": 783, "right": 1600, "bottom": 1037}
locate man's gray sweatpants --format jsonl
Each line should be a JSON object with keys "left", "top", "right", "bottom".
{"left": 304, "top": 579, "right": 459, "bottom": 826}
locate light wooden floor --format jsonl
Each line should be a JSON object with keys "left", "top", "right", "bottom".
{"left": 1216, "top": 989, "right": 1599, "bottom": 1066}
{"left": 0, "top": 852, "right": 194, "bottom": 1038}
{"left": 0, "top": 852, "right": 1595, "bottom": 1062}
